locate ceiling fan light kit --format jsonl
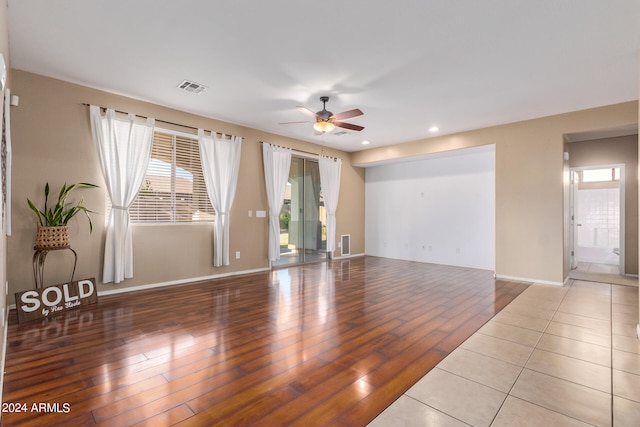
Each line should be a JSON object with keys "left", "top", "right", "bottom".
{"left": 313, "top": 120, "right": 335, "bottom": 133}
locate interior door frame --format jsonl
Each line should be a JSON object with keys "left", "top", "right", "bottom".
{"left": 569, "top": 169, "right": 577, "bottom": 270}
{"left": 569, "top": 164, "right": 625, "bottom": 275}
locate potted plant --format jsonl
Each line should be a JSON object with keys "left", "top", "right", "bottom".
{"left": 27, "top": 182, "right": 99, "bottom": 250}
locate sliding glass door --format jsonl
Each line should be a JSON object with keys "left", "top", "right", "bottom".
{"left": 275, "top": 157, "right": 327, "bottom": 267}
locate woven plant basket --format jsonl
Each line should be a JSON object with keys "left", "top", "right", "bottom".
{"left": 34, "top": 225, "right": 70, "bottom": 250}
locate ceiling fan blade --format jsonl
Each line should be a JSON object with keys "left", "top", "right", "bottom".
{"left": 279, "top": 120, "right": 312, "bottom": 125}
{"left": 334, "top": 121, "right": 364, "bottom": 132}
{"left": 296, "top": 106, "right": 321, "bottom": 119}
{"left": 332, "top": 108, "right": 363, "bottom": 121}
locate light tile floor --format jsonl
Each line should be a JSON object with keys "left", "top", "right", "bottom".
{"left": 369, "top": 280, "right": 640, "bottom": 426}
{"left": 569, "top": 262, "right": 638, "bottom": 287}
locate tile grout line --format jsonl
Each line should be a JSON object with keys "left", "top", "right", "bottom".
{"left": 488, "top": 279, "right": 594, "bottom": 426}
{"left": 380, "top": 280, "right": 616, "bottom": 426}
{"left": 402, "top": 394, "right": 473, "bottom": 427}
{"left": 411, "top": 282, "right": 567, "bottom": 426}
{"left": 419, "top": 282, "right": 568, "bottom": 425}
{"left": 387, "top": 283, "right": 549, "bottom": 426}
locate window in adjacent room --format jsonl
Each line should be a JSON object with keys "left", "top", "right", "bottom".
{"left": 108, "top": 129, "right": 215, "bottom": 224}
{"left": 581, "top": 167, "right": 620, "bottom": 183}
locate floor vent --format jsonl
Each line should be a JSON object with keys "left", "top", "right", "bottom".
{"left": 177, "top": 80, "right": 207, "bottom": 94}
{"left": 341, "top": 234, "right": 351, "bottom": 257}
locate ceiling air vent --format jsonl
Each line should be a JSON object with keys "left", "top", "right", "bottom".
{"left": 177, "top": 80, "right": 207, "bottom": 94}
{"left": 334, "top": 131, "right": 349, "bottom": 136}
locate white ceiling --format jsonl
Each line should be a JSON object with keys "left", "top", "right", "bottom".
{"left": 7, "top": 0, "right": 640, "bottom": 152}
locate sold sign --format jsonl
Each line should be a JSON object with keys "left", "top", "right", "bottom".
{"left": 15, "top": 278, "right": 98, "bottom": 323}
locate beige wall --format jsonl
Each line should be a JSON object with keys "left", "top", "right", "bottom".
{"left": 0, "top": 0, "right": 9, "bottom": 396}
{"left": 7, "top": 70, "right": 365, "bottom": 297}
{"left": 6, "top": 68, "right": 640, "bottom": 294}
{"left": 566, "top": 135, "right": 638, "bottom": 274}
{"left": 353, "top": 102, "right": 639, "bottom": 284}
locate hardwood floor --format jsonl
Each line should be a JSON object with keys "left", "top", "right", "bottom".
{"left": 2, "top": 256, "right": 529, "bottom": 426}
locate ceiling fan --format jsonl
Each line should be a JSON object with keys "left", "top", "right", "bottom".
{"left": 282, "top": 96, "right": 364, "bottom": 134}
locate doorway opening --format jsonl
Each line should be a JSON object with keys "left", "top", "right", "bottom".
{"left": 569, "top": 165, "right": 625, "bottom": 279}
{"left": 273, "top": 156, "right": 327, "bottom": 267}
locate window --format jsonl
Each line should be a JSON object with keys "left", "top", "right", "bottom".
{"left": 581, "top": 167, "right": 620, "bottom": 183}
{"left": 120, "top": 129, "right": 215, "bottom": 223}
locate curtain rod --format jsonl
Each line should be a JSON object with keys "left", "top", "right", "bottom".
{"left": 259, "top": 141, "right": 341, "bottom": 161}
{"left": 82, "top": 103, "right": 220, "bottom": 136}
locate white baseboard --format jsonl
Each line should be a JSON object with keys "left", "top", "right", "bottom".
{"left": 333, "top": 253, "right": 365, "bottom": 260}
{"left": 7, "top": 268, "right": 273, "bottom": 307}
{"left": 494, "top": 274, "right": 564, "bottom": 286}
{"left": 6, "top": 260, "right": 351, "bottom": 309}
{"left": 364, "top": 254, "right": 494, "bottom": 272}
{"left": 97, "top": 267, "right": 271, "bottom": 297}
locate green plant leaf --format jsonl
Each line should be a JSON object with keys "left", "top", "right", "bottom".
{"left": 26, "top": 198, "right": 45, "bottom": 226}
{"left": 78, "top": 182, "right": 99, "bottom": 189}
{"left": 44, "top": 182, "right": 50, "bottom": 216}
{"left": 27, "top": 182, "right": 99, "bottom": 233}
{"left": 76, "top": 205, "right": 96, "bottom": 233}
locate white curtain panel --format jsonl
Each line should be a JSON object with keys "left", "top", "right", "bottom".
{"left": 319, "top": 155, "right": 342, "bottom": 254}
{"left": 90, "top": 105, "right": 154, "bottom": 284}
{"left": 262, "top": 143, "right": 292, "bottom": 261}
{"left": 198, "top": 130, "right": 242, "bottom": 267}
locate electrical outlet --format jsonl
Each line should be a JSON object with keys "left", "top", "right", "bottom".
{"left": 235, "top": 251, "right": 240, "bottom": 259}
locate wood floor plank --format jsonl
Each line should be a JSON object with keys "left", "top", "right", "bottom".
{"left": 2, "top": 256, "right": 528, "bottom": 426}
{"left": 335, "top": 347, "right": 448, "bottom": 427}
{"left": 131, "top": 404, "right": 195, "bottom": 427}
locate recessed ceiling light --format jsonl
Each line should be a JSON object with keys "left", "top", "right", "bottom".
{"left": 429, "top": 126, "right": 439, "bottom": 132}
{"left": 362, "top": 140, "right": 370, "bottom": 145}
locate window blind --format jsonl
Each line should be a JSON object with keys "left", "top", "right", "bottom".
{"left": 109, "top": 130, "right": 215, "bottom": 223}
